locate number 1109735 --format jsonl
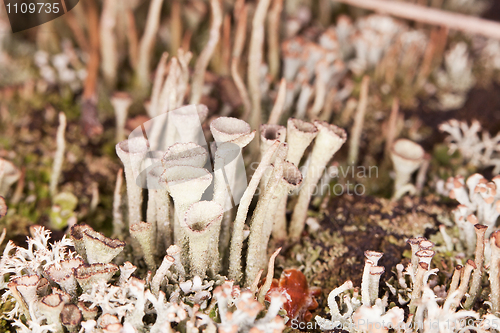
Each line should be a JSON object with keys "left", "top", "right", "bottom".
{"left": 5, "top": 2, "right": 60, "bottom": 14}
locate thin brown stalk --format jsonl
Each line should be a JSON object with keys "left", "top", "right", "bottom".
{"left": 63, "top": 11, "right": 89, "bottom": 52}
{"left": 248, "top": 0, "right": 273, "bottom": 131}
{"left": 221, "top": 15, "right": 232, "bottom": 76}
{"left": 267, "top": 78, "right": 286, "bottom": 125}
{"left": 415, "top": 27, "right": 439, "bottom": 89}
{"left": 170, "top": 0, "right": 182, "bottom": 56}
{"left": 81, "top": 0, "right": 103, "bottom": 138}
{"left": 181, "top": 30, "right": 193, "bottom": 52}
{"left": 234, "top": 0, "right": 245, "bottom": 18}
{"left": 189, "top": 0, "right": 223, "bottom": 104}
{"left": 231, "top": 5, "right": 251, "bottom": 119}
{"left": 126, "top": 7, "right": 139, "bottom": 70}
{"left": 267, "top": 0, "right": 284, "bottom": 80}
{"left": 333, "top": 0, "right": 500, "bottom": 39}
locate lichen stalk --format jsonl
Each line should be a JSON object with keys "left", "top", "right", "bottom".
{"left": 135, "top": 0, "right": 165, "bottom": 90}
{"left": 183, "top": 201, "right": 223, "bottom": 278}
{"left": 116, "top": 137, "right": 149, "bottom": 227}
{"left": 347, "top": 75, "right": 369, "bottom": 166}
{"left": 130, "top": 222, "right": 156, "bottom": 271}
{"left": 267, "top": 0, "right": 284, "bottom": 80}
{"left": 245, "top": 161, "right": 283, "bottom": 286}
{"left": 464, "top": 224, "right": 487, "bottom": 309}
{"left": 289, "top": 121, "right": 346, "bottom": 239}
{"left": 110, "top": 92, "right": 132, "bottom": 142}
{"left": 489, "top": 231, "right": 500, "bottom": 313}
{"left": 50, "top": 112, "right": 67, "bottom": 197}
{"left": 100, "top": 0, "right": 118, "bottom": 87}
{"left": 231, "top": 4, "right": 251, "bottom": 121}
{"left": 267, "top": 78, "right": 287, "bottom": 125}
{"left": 228, "top": 141, "right": 280, "bottom": 282}
{"left": 189, "top": 0, "right": 223, "bottom": 104}
{"left": 248, "top": 0, "right": 273, "bottom": 131}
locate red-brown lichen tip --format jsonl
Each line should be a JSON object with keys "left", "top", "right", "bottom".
{"left": 60, "top": 304, "right": 82, "bottom": 327}
{"left": 466, "top": 259, "right": 477, "bottom": 269}
{"left": 418, "top": 240, "right": 434, "bottom": 249}
{"left": 491, "top": 231, "right": 500, "bottom": 248}
{"left": 418, "top": 262, "right": 429, "bottom": 270}
{"left": 467, "top": 215, "right": 479, "bottom": 225}
{"left": 474, "top": 224, "right": 488, "bottom": 233}
{"left": 416, "top": 250, "right": 435, "bottom": 258}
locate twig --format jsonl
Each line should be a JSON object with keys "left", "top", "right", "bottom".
{"left": 348, "top": 75, "right": 369, "bottom": 166}
{"left": 189, "top": 0, "right": 223, "bottom": 104}
{"left": 331, "top": 0, "right": 500, "bottom": 40}
{"left": 231, "top": 5, "right": 252, "bottom": 120}
{"left": 248, "top": 0, "right": 273, "bottom": 131}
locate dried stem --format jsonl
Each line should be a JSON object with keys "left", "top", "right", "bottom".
{"left": 189, "top": 0, "right": 223, "bottom": 104}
